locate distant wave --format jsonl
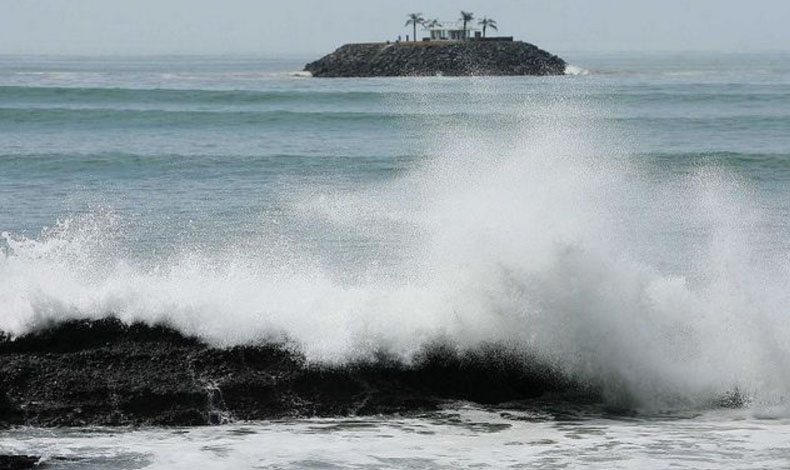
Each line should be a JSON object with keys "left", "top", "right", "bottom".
{"left": 0, "top": 107, "right": 413, "bottom": 128}
{"left": 2, "top": 150, "right": 789, "bottom": 171}
{"left": 0, "top": 152, "right": 420, "bottom": 175}
{"left": 2, "top": 106, "right": 788, "bottom": 133}
{"left": 5, "top": 85, "right": 790, "bottom": 112}
{"left": 0, "top": 85, "right": 389, "bottom": 105}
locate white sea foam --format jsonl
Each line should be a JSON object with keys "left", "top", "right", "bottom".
{"left": 1, "top": 85, "right": 788, "bottom": 411}
{"left": 564, "top": 64, "right": 590, "bottom": 75}
{"left": 2, "top": 407, "right": 788, "bottom": 470}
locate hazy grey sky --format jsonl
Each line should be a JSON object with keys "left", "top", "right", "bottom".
{"left": 2, "top": 0, "right": 789, "bottom": 56}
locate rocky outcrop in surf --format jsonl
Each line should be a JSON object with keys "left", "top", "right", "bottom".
{"left": 0, "top": 455, "right": 39, "bottom": 470}
{"left": 305, "top": 41, "right": 566, "bottom": 77}
{"left": 0, "top": 318, "right": 579, "bottom": 427}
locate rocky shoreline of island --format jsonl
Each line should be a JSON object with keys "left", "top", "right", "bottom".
{"left": 304, "top": 41, "right": 567, "bottom": 77}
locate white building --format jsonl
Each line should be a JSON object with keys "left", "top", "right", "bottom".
{"left": 426, "top": 21, "right": 480, "bottom": 41}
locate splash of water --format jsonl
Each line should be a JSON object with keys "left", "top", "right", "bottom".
{"left": 1, "top": 88, "right": 788, "bottom": 412}
{"left": 564, "top": 64, "right": 590, "bottom": 76}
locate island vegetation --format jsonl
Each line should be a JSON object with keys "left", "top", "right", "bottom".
{"left": 405, "top": 10, "right": 496, "bottom": 41}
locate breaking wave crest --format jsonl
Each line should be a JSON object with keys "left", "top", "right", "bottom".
{"left": 1, "top": 91, "right": 789, "bottom": 413}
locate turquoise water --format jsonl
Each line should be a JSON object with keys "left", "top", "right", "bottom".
{"left": 2, "top": 54, "right": 788, "bottom": 251}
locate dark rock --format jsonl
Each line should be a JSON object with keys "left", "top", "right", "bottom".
{"left": 305, "top": 41, "right": 566, "bottom": 77}
{"left": 0, "top": 455, "right": 39, "bottom": 470}
{"left": 0, "top": 318, "right": 582, "bottom": 427}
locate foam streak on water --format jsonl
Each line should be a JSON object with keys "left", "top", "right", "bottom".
{"left": 1, "top": 407, "right": 790, "bottom": 469}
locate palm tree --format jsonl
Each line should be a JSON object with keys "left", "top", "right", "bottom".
{"left": 478, "top": 17, "right": 498, "bottom": 38}
{"left": 459, "top": 11, "right": 474, "bottom": 41}
{"left": 423, "top": 19, "right": 442, "bottom": 40}
{"left": 423, "top": 19, "right": 442, "bottom": 30}
{"left": 405, "top": 13, "right": 425, "bottom": 42}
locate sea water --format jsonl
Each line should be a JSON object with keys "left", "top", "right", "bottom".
{"left": 1, "top": 52, "right": 790, "bottom": 468}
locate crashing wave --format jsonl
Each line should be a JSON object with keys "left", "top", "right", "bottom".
{"left": 1, "top": 84, "right": 788, "bottom": 416}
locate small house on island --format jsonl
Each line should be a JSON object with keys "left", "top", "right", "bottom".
{"left": 427, "top": 21, "right": 479, "bottom": 41}
{"left": 403, "top": 12, "right": 513, "bottom": 44}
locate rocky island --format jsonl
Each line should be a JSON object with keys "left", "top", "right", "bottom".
{"left": 305, "top": 40, "right": 567, "bottom": 77}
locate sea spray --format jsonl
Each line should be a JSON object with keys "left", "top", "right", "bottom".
{"left": 565, "top": 64, "right": 590, "bottom": 76}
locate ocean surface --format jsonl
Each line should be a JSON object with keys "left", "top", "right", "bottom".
{"left": 1, "top": 52, "right": 790, "bottom": 468}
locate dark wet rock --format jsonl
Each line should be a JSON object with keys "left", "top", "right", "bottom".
{"left": 305, "top": 41, "right": 566, "bottom": 77}
{"left": 0, "top": 455, "right": 39, "bottom": 470}
{"left": 0, "top": 318, "right": 577, "bottom": 427}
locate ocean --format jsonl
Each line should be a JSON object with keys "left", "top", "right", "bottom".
{"left": 1, "top": 52, "right": 790, "bottom": 468}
